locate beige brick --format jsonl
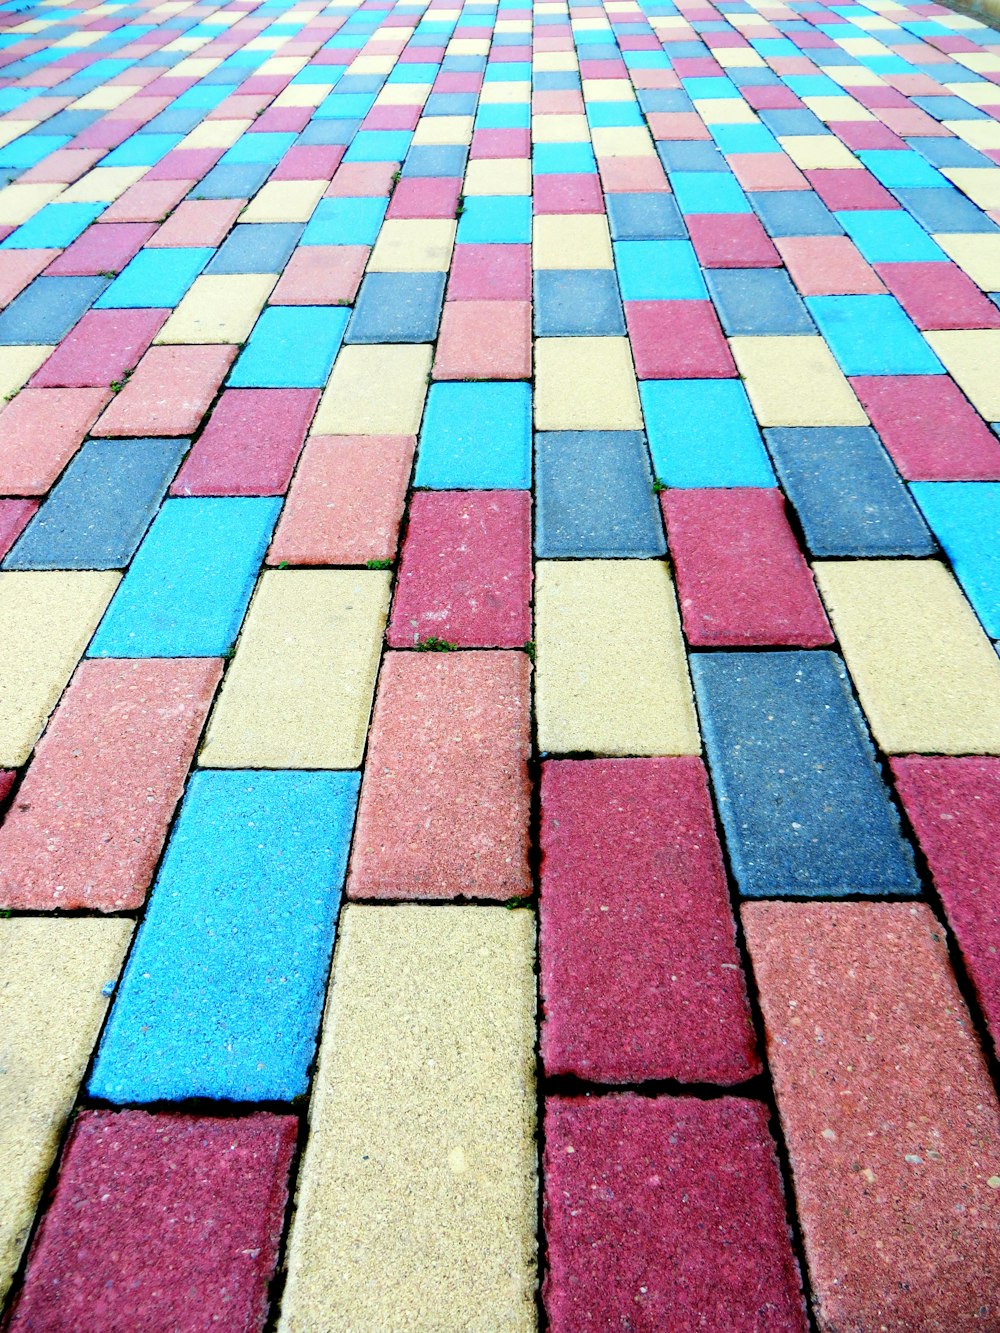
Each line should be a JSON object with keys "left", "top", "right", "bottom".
{"left": 730, "top": 335, "right": 868, "bottom": 427}
{"left": 313, "top": 344, "right": 432, "bottom": 435}
{"left": 154, "top": 273, "right": 276, "bottom": 344}
{"left": 534, "top": 337, "right": 642, "bottom": 431}
{"left": 924, "top": 330, "right": 1000, "bottom": 421}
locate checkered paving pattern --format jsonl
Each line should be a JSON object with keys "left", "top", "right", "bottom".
{"left": 1, "top": 0, "right": 1000, "bottom": 1325}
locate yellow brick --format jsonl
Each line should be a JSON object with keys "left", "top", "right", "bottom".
{"left": 0, "top": 572, "right": 120, "bottom": 766}
{"left": 532, "top": 113, "right": 591, "bottom": 142}
{"left": 535, "top": 336, "right": 641, "bottom": 431}
{"left": 535, "top": 560, "right": 700, "bottom": 755}
{"left": 779, "top": 133, "right": 861, "bottom": 168}
{"left": 368, "top": 218, "right": 456, "bottom": 272}
{"left": 924, "top": 330, "right": 1000, "bottom": 420}
{"left": 240, "top": 179, "right": 325, "bottom": 223}
{"left": 533, "top": 51, "right": 578, "bottom": 71}
{"left": 943, "top": 80, "right": 1000, "bottom": 108}
{"left": 933, "top": 233, "right": 1000, "bottom": 290}
{"left": 462, "top": 156, "right": 532, "bottom": 195}
{"left": 478, "top": 81, "right": 532, "bottom": 104}
{"left": 177, "top": 118, "right": 251, "bottom": 150}
{"left": 715, "top": 47, "right": 765, "bottom": 67}
{"left": 0, "top": 122, "right": 37, "bottom": 149}
{"left": 155, "top": 273, "right": 276, "bottom": 345}
{"left": 0, "top": 918, "right": 132, "bottom": 1302}
{"left": 591, "top": 125, "right": 656, "bottom": 157}
{"left": 200, "top": 570, "right": 389, "bottom": 769}
{"left": 582, "top": 78, "right": 634, "bottom": 101}
{"left": 946, "top": 118, "right": 1000, "bottom": 151}
{"left": 279, "top": 905, "right": 536, "bottom": 1333}
{"left": 59, "top": 166, "right": 148, "bottom": 203}
{"left": 693, "top": 97, "right": 757, "bottom": 124}
{"left": 273, "top": 82, "right": 331, "bottom": 108}
{"left": 533, "top": 213, "right": 612, "bottom": 269}
{"left": 0, "top": 346, "right": 55, "bottom": 403}
{"left": 374, "top": 82, "right": 431, "bottom": 107}
{"left": 729, "top": 335, "right": 868, "bottom": 427}
{"left": 801, "top": 96, "right": 875, "bottom": 123}
{"left": 815, "top": 560, "right": 1000, "bottom": 754}
{"left": 942, "top": 167, "right": 1000, "bottom": 211}
{"left": 0, "top": 182, "right": 63, "bottom": 227}
{"left": 314, "top": 343, "right": 432, "bottom": 435}
{"left": 447, "top": 37, "right": 490, "bottom": 55}
{"left": 411, "top": 115, "right": 474, "bottom": 145}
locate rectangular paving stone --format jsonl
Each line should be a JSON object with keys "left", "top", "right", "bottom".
{"left": 388, "top": 491, "right": 531, "bottom": 649}
{"left": 4, "top": 437, "right": 187, "bottom": 571}
{"left": 0, "top": 502, "right": 37, "bottom": 562}
{"left": 0, "top": 919, "right": 132, "bottom": 1302}
{"left": 541, "top": 757, "right": 758, "bottom": 1084}
{"left": 691, "top": 650, "right": 919, "bottom": 897}
{"left": 415, "top": 380, "right": 532, "bottom": 489}
{"left": 0, "top": 386, "right": 112, "bottom": 496}
{"left": 279, "top": 905, "right": 536, "bottom": 1332}
{"left": 765, "top": 426, "right": 934, "bottom": 557}
{"left": 88, "top": 498, "right": 279, "bottom": 659}
{"left": 0, "top": 274, "right": 109, "bottom": 346}
{"left": 346, "top": 270, "right": 445, "bottom": 343}
{"left": 0, "top": 571, "right": 120, "bottom": 767}
{"left": 95, "top": 344, "right": 236, "bottom": 438}
{"left": 153, "top": 272, "right": 277, "bottom": 345}
{"left": 662, "top": 488, "right": 833, "bottom": 646}
{"left": 640, "top": 379, "right": 775, "bottom": 487}
{"left": 851, "top": 375, "right": 1000, "bottom": 481}
{"left": 535, "top": 336, "right": 642, "bottom": 431}
{"left": 228, "top": 306, "right": 348, "bottom": 389}
{"left": 171, "top": 388, "right": 319, "bottom": 497}
{"left": 730, "top": 335, "right": 868, "bottom": 427}
{"left": 313, "top": 343, "right": 432, "bottom": 435}
{"left": 911, "top": 482, "right": 1000, "bottom": 638}
{"left": 0, "top": 657, "right": 221, "bottom": 912}
{"left": 543, "top": 1095, "right": 807, "bottom": 1333}
{"left": 535, "top": 430, "right": 665, "bottom": 558}
{"left": 535, "top": 560, "right": 700, "bottom": 757}
{"left": 347, "top": 652, "right": 531, "bottom": 900}
{"left": 924, "top": 329, "right": 1000, "bottom": 424}
{"left": 743, "top": 901, "right": 1000, "bottom": 1333}
{"left": 806, "top": 293, "right": 944, "bottom": 377}
{"left": 88, "top": 770, "right": 360, "bottom": 1104}
{"left": 7, "top": 1111, "right": 296, "bottom": 1333}
{"left": 29, "top": 308, "right": 167, "bottom": 389}
{"left": 815, "top": 560, "right": 1000, "bottom": 754}
{"left": 199, "top": 570, "right": 390, "bottom": 770}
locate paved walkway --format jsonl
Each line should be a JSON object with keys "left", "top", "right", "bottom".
{"left": 1, "top": 0, "right": 1000, "bottom": 1326}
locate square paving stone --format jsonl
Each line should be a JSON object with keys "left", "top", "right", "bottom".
{"left": 346, "top": 271, "right": 446, "bottom": 343}
{"left": 543, "top": 1095, "right": 807, "bottom": 1333}
{"left": 4, "top": 438, "right": 188, "bottom": 571}
{"left": 88, "top": 497, "right": 280, "bottom": 658}
{"left": 707, "top": 267, "right": 814, "bottom": 334}
{"left": 692, "top": 650, "right": 919, "bottom": 897}
{"left": 416, "top": 381, "right": 531, "bottom": 488}
{"left": 540, "top": 758, "right": 758, "bottom": 1084}
{"left": 348, "top": 652, "right": 531, "bottom": 899}
{"left": 7, "top": 1111, "right": 296, "bottom": 1333}
{"left": 535, "top": 430, "right": 665, "bottom": 558}
{"left": 228, "top": 306, "right": 349, "bottom": 388}
{"left": 533, "top": 268, "right": 625, "bottom": 336}
{"left": 0, "top": 275, "right": 109, "bottom": 345}
{"left": 388, "top": 490, "right": 531, "bottom": 648}
{"left": 88, "top": 770, "right": 360, "bottom": 1103}
{"left": 641, "top": 379, "right": 774, "bottom": 487}
{"left": 171, "top": 388, "right": 319, "bottom": 497}
{"left": 765, "top": 426, "right": 934, "bottom": 556}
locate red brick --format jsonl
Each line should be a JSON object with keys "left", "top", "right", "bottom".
{"left": 805, "top": 167, "right": 899, "bottom": 211}
{"left": 171, "top": 388, "right": 318, "bottom": 496}
{"left": 46, "top": 223, "right": 157, "bottom": 279}
{"left": 0, "top": 658, "right": 221, "bottom": 911}
{"left": 270, "top": 244, "right": 368, "bottom": 305}
{"left": 0, "top": 499, "right": 39, "bottom": 559}
{"left": 447, "top": 243, "right": 532, "bottom": 300}
{"left": 433, "top": 300, "right": 531, "bottom": 379}
{"left": 686, "top": 213, "right": 781, "bottom": 268}
{"left": 268, "top": 433, "right": 413, "bottom": 565}
{"left": 347, "top": 651, "right": 531, "bottom": 900}
{"left": 471, "top": 127, "right": 530, "bottom": 158}
{"left": 892, "top": 757, "right": 1000, "bottom": 1052}
{"left": 271, "top": 144, "right": 344, "bottom": 180}
{"left": 96, "top": 344, "right": 236, "bottom": 437}
{"left": 599, "top": 156, "right": 669, "bottom": 193}
{"left": 532, "top": 173, "right": 605, "bottom": 214}
{"left": 875, "top": 261, "right": 1000, "bottom": 331}
{"left": 31, "top": 308, "right": 168, "bottom": 389}
{"left": 386, "top": 176, "right": 461, "bottom": 219}
{"left": 543, "top": 1095, "right": 807, "bottom": 1332}
{"left": 0, "top": 387, "right": 111, "bottom": 494}
{"left": 8, "top": 1110, "right": 296, "bottom": 1333}
{"left": 776, "top": 235, "right": 885, "bottom": 297}
{"left": 540, "top": 757, "right": 759, "bottom": 1083}
{"left": 625, "top": 300, "right": 736, "bottom": 378}
{"left": 851, "top": 374, "right": 1000, "bottom": 480}
{"left": 744, "top": 900, "right": 1000, "bottom": 1333}
{"left": 388, "top": 490, "right": 532, "bottom": 649}
{"left": 662, "top": 488, "right": 833, "bottom": 647}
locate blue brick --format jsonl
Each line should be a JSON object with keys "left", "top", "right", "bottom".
{"left": 207, "top": 222, "right": 303, "bottom": 274}
{"left": 857, "top": 148, "right": 946, "bottom": 189}
{"left": 1, "top": 202, "right": 105, "bottom": 250}
{"left": 416, "top": 381, "right": 531, "bottom": 488}
{"left": 0, "top": 274, "right": 108, "bottom": 345}
{"left": 606, "top": 192, "right": 686, "bottom": 240}
{"left": 709, "top": 124, "right": 780, "bottom": 155}
{"left": 757, "top": 108, "right": 827, "bottom": 136}
{"left": 641, "top": 380, "right": 775, "bottom": 487}
{"left": 656, "top": 141, "right": 727, "bottom": 172}
{"left": 345, "top": 271, "right": 445, "bottom": 343}
{"left": 0, "top": 133, "right": 70, "bottom": 169}
{"left": 614, "top": 238, "right": 707, "bottom": 300}
{"left": 343, "top": 129, "right": 413, "bottom": 162}
{"left": 910, "top": 482, "right": 1000, "bottom": 638}
{"left": 535, "top": 430, "right": 665, "bottom": 558}
{"left": 220, "top": 131, "right": 296, "bottom": 164}
{"left": 298, "top": 118, "right": 361, "bottom": 145}
{"left": 692, "top": 650, "right": 920, "bottom": 897}
{"left": 229, "top": 306, "right": 348, "bottom": 388}
{"left": 401, "top": 144, "right": 468, "bottom": 177}
{"left": 100, "top": 132, "right": 183, "bottom": 167}
{"left": 457, "top": 195, "right": 531, "bottom": 243}
{"left": 906, "top": 136, "right": 991, "bottom": 170}
{"left": 300, "top": 195, "right": 388, "bottom": 245}
{"left": 88, "top": 497, "right": 280, "bottom": 657}
{"left": 96, "top": 247, "right": 213, "bottom": 309}
{"left": 190, "top": 161, "right": 273, "bottom": 199}
{"left": 534, "top": 268, "right": 625, "bottom": 336}
{"left": 532, "top": 142, "right": 597, "bottom": 175}
{"left": 891, "top": 186, "right": 999, "bottom": 235}
{"left": 806, "top": 294, "right": 942, "bottom": 376}
{"left": 88, "top": 770, "right": 360, "bottom": 1103}
{"left": 4, "top": 438, "right": 188, "bottom": 571}
{"left": 837, "top": 208, "right": 947, "bottom": 262}
{"left": 707, "top": 268, "right": 814, "bottom": 336}
{"left": 750, "top": 190, "right": 843, "bottom": 237}
{"left": 670, "top": 170, "right": 751, "bottom": 214}
{"left": 765, "top": 426, "right": 934, "bottom": 557}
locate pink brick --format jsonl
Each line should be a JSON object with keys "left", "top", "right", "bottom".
{"left": 433, "top": 300, "right": 531, "bottom": 379}
{"left": 625, "top": 300, "right": 736, "bottom": 378}
{"left": 471, "top": 127, "right": 529, "bottom": 158}
{"left": 101, "top": 178, "right": 194, "bottom": 223}
{"left": 0, "top": 250, "right": 58, "bottom": 307}
{"left": 8, "top": 1110, "right": 296, "bottom": 1333}
{"left": 662, "top": 488, "right": 833, "bottom": 647}
{"left": 540, "top": 758, "right": 759, "bottom": 1083}
{"left": 599, "top": 156, "right": 669, "bottom": 193}
{"left": 686, "top": 213, "right": 781, "bottom": 268}
{"left": 31, "top": 307, "right": 167, "bottom": 389}
{"left": 729, "top": 152, "right": 809, "bottom": 191}
{"left": 268, "top": 433, "right": 413, "bottom": 565}
{"left": 170, "top": 388, "right": 318, "bottom": 496}
{"left": 776, "top": 235, "right": 885, "bottom": 296}
{"left": 96, "top": 344, "right": 236, "bottom": 437}
{"left": 543, "top": 1095, "right": 807, "bottom": 1333}
{"left": 829, "top": 120, "right": 906, "bottom": 150}
{"left": 0, "top": 658, "right": 221, "bottom": 911}
{"left": 20, "top": 149, "right": 102, "bottom": 186}
{"left": 270, "top": 244, "right": 368, "bottom": 304}
{"left": 805, "top": 167, "right": 899, "bottom": 211}
{"left": 744, "top": 901, "right": 1000, "bottom": 1333}
{"left": 447, "top": 243, "right": 531, "bottom": 300}
{"left": 148, "top": 198, "right": 244, "bottom": 247}
{"left": 532, "top": 173, "right": 605, "bottom": 214}
{"left": 44, "top": 222, "right": 157, "bottom": 277}
{"left": 891, "top": 757, "right": 1000, "bottom": 1052}
{"left": 0, "top": 499, "right": 38, "bottom": 559}
{"left": 647, "top": 113, "right": 712, "bottom": 140}
{"left": 388, "top": 491, "right": 531, "bottom": 649}
{"left": 0, "top": 387, "right": 111, "bottom": 495}
{"left": 271, "top": 144, "right": 344, "bottom": 180}
{"left": 347, "top": 651, "right": 531, "bottom": 900}
{"left": 386, "top": 176, "right": 461, "bottom": 219}
{"left": 146, "top": 147, "right": 225, "bottom": 182}
{"left": 326, "top": 162, "right": 397, "bottom": 196}
{"left": 875, "top": 261, "right": 1000, "bottom": 331}
{"left": 851, "top": 374, "right": 1000, "bottom": 480}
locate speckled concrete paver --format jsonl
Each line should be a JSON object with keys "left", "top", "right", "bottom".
{"left": 3, "top": 0, "right": 1000, "bottom": 1323}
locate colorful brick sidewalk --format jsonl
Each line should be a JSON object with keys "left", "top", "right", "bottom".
{"left": 1, "top": 0, "right": 1000, "bottom": 1324}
